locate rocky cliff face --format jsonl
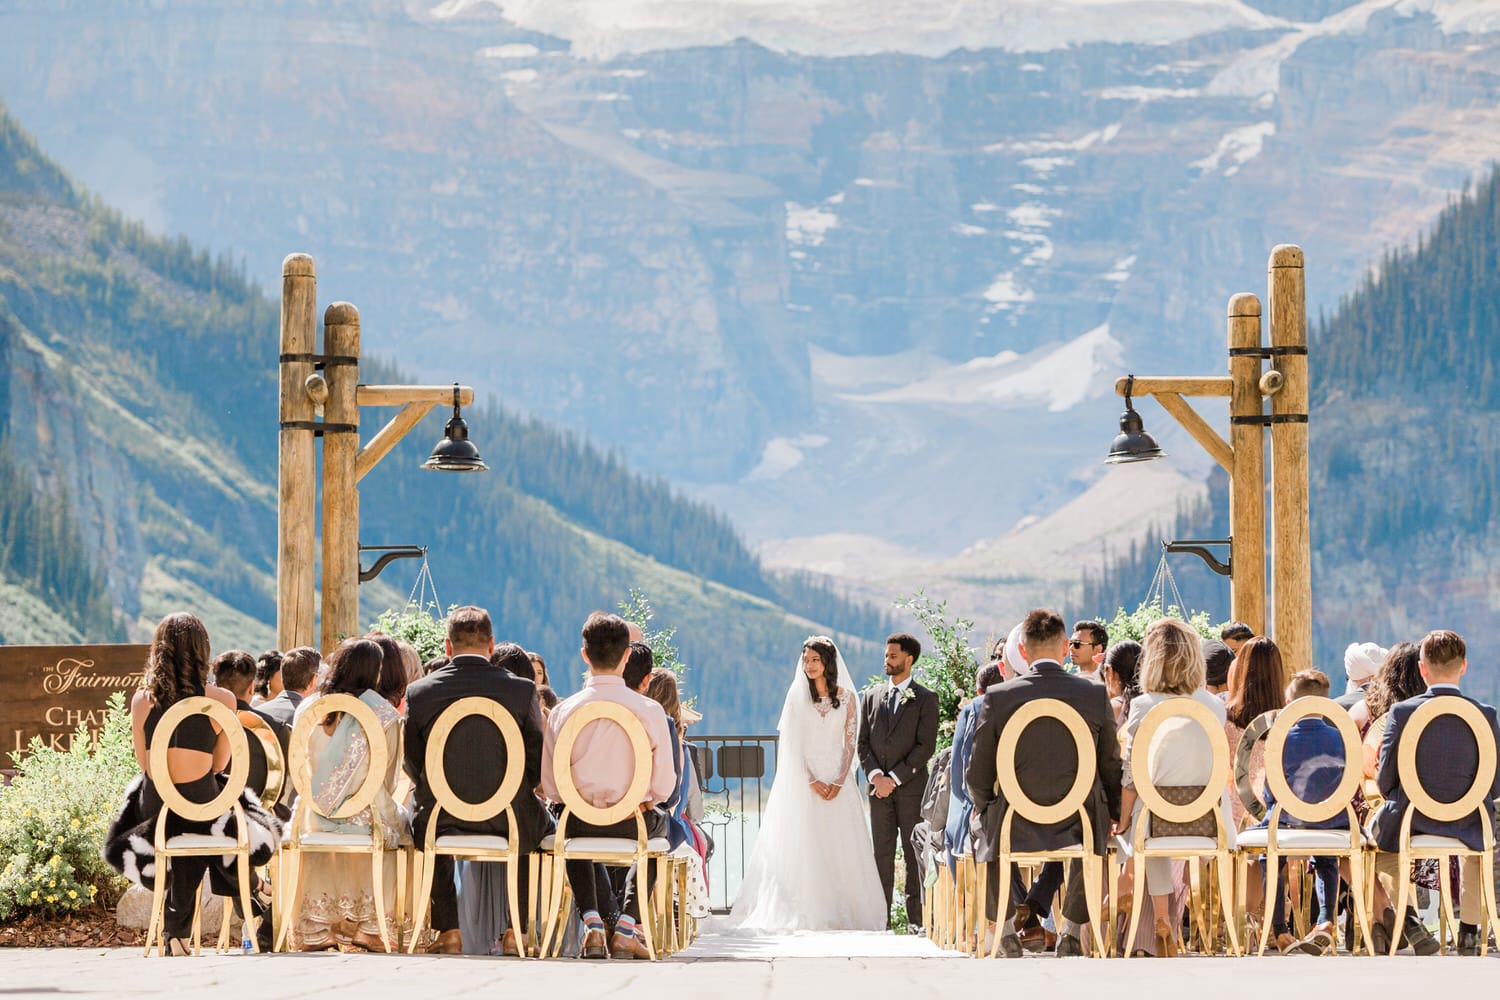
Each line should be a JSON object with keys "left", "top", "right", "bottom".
{"left": 4, "top": 2, "right": 1500, "bottom": 624}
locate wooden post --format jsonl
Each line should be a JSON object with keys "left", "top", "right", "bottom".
{"left": 1268, "top": 245, "right": 1311, "bottom": 675}
{"left": 277, "top": 254, "right": 318, "bottom": 651}
{"left": 1227, "top": 292, "right": 1266, "bottom": 637}
{"left": 320, "top": 303, "right": 361, "bottom": 652}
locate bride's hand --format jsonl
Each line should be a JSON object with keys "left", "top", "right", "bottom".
{"left": 825, "top": 783, "right": 842, "bottom": 800}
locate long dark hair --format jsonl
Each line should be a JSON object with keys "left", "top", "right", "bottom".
{"left": 1103, "top": 640, "right": 1142, "bottom": 702}
{"left": 318, "top": 638, "right": 385, "bottom": 727}
{"left": 142, "top": 613, "right": 212, "bottom": 708}
{"left": 370, "top": 635, "right": 412, "bottom": 707}
{"left": 1365, "top": 641, "right": 1425, "bottom": 721}
{"left": 802, "top": 636, "right": 841, "bottom": 709}
{"left": 1225, "top": 636, "right": 1286, "bottom": 729}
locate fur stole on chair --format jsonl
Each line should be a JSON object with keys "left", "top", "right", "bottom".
{"left": 101, "top": 774, "right": 282, "bottom": 890}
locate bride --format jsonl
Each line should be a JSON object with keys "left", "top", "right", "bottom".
{"left": 724, "top": 636, "right": 888, "bottom": 931}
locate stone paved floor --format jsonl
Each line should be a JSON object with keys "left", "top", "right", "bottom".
{"left": 2, "top": 935, "right": 1493, "bottom": 1000}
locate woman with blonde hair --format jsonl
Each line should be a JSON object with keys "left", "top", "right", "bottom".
{"left": 1116, "top": 618, "right": 1235, "bottom": 956}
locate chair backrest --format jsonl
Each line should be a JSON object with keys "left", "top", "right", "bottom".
{"left": 1130, "top": 697, "right": 1229, "bottom": 834}
{"left": 148, "top": 696, "right": 249, "bottom": 824}
{"left": 551, "top": 701, "right": 652, "bottom": 827}
{"left": 1233, "top": 709, "right": 1278, "bottom": 822}
{"left": 238, "top": 710, "right": 286, "bottom": 810}
{"left": 287, "top": 693, "right": 390, "bottom": 822}
{"left": 994, "top": 698, "right": 1096, "bottom": 826}
{"left": 424, "top": 696, "right": 526, "bottom": 823}
{"left": 1397, "top": 697, "right": 1498, "bottom": 825}
{"left": 1262, "top": 696, "right": 1361, "bottom": 826}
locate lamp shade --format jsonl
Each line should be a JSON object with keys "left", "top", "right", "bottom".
{"left": 1105, "top": 404, "right": 1165, "bottom": 464}
{"left": 422, "top": 411, "right": 489, "bottom": 472}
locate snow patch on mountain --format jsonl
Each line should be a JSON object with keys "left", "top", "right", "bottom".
{"left": 1192, "top": 122, "right": 1275, "bottom": 175}
{"left": 434, "top": 0, "right": 1284, "bottom": 60}
{"left": 746, "top": 434, "right": 832, "bottom": 481}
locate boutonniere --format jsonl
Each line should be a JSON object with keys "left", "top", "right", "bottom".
{"left": 900, "top": 687, "right": 917, "bottom": 706}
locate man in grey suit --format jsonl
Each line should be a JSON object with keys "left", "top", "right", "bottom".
{"left": 967, "top": 608, "right": 1122, "bottom": 957}
{"left": 1370, "top": 629, "right": 1500, "bottom": 955}
{"left": 859, "top": 632, "right": 939, "bottom": 931}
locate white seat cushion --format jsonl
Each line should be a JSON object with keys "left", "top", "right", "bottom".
{"left": 298, "top": 831, "right": 375, "bottom": 848}
{"left": 435, "top": 834, "right": 510, "bottom": 852}
{"left": 1411, "top": 834, "right": 1472, "bottom": 852}
{"left": 541, "top": 835, "right": 670, "bottom": 854}
{"left": 1236, "top": 828, "right": 1356, "bottom": 851}
{"left": 1142, "top": 836, "right": 1219, "bottom": 852}
{"left": 164, "top": 834, "right": 238, "bottom": 851}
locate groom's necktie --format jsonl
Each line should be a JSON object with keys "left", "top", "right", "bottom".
{"left": 886, "top": 685, "right": 900, "bottom": 714}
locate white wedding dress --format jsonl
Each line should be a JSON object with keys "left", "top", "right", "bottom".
{"left": 724, "top": 655, "right": 888, "bottom": 931}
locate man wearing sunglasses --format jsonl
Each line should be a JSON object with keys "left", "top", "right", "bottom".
{"left": 1067, "top": 621, "right": 1108, "bottom": 682}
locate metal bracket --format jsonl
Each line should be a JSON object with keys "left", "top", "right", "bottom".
{"left": 358, "top": 545, "right": 426, "bottom": 584}
{"left": 1162, "top": 538, "right": 1232, "bottom": 577}
{"left": 1229, "top": 414, "right": 1308, "bottom": 426}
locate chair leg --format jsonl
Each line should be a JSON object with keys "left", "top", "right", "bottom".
{"left": 1260, "top": 850, "right": 1279, "bottom": 956}
{"left": 1083, "top": 853, "right": 1107, "bottom": 958}
{"left": 988, "top": 859, "right": 1011, "bottom": 959}
{"left": 394, "top": 848, "right": 408, "bottom": 953}
{"left": 1346, "top": 850, "right": 1374, "bottom": 956}
{"left": 237, "top": 850, "right": 257, "bottom": 953}
{"left": 1187, "top": 860, "right": 1207, "bottom": 953}
{"left": 539, "top": 854, "right": 567, "bottom": 959}
{"left": 636, "top": 856, "right": 657, "bottom": 961}
{"left": 190, "top": 881, "right": 204, "bottom": 956}
{"left": 274, "top": 847, "right": 303, "bottom": 953}
{"left": 506, "top": 853, "right": 524, "bottom": 959}
{"left": 1390, "top": 853, "right": 1410, "bottom": 957}
{"left": 1124, "top": 853, "right": 1147, "bottom": 958}
{"left": 144, "top": 858, "right": 168, "bottom": 957}
{"left": 371, "top": 848, "right": 393, "bottom": 954}
{"left": 407, "top": 849, "right": 438, "bottom": 954}
{"left": 1215, "top": 851, "right": 1240, "bottom": 957}
{"left": 1481, "top": 846, "right": 1500, "bottom": 958}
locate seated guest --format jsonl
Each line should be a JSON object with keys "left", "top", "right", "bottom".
{"left": 1117, "top": 618, "right": 1235, "bottom": 957}
{"left": 542, "top": 612, "right": 676, "bottom": 960}
{"left": 493, "top": 642, "right": 537, "bottom": 683}
{"left": 1102, "top": 641, "right": 1142, "bottom": 727}
{"left": 211, "top": 650, "right": 273, "bottom": 800}
{"left": 967, "top": 609, "right": 1122, "bottom": 958}
{"left": 644, "top": 668, "right": 712, "bottom": 918}
{"left": 292, "top": 638, "right": 409, "bottom": 951}
{"left": 538, "top": 686, "right": 559, "bottom": 715}
{"left": 1338, "top": 641, "right": 1387, "bottom": 710}
{"left": 1069, "top": 621, "right": 1109, "bottom": 681}
{"left": 105, "top": 614, "right": 277, "bottom": 953}
{"left": 527, "top": 651, "right": 551, "bottom": 688}
{"left": 945, "top": 661, "right": 1003, "bottom": 872}
{"left": 1370, "top": 630, "right": 1497, "bottom": 956}
{"left": 258, "top": 646, "right": 321, "bottom": 750}
{"left": 623, "top": 640, "right": 654, "bottom": 695}
{"left": 253, "top": 649, "right": 283, "bottom": 706}
{"left": 1224, "top": 637, "right": 1286, "bottom": 830}
{"left": 1257, "top": 669, "right": 1346, "bottom": 955}
{"left": 1201, "top": 640, "right": 1234, "bottom": 696}
{"left": 1220, "top": 622, "right": 1255, "bottom": 656}
{"left": 405, "top": 606, "right": 552, "bottom": 956}
{"left": 424, "top": 655, "right": 449, "bottom": 676}
{"left": 1359, "top": 642, "right": 1425, "bottom": 778}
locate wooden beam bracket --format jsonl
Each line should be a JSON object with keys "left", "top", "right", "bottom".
{"left": 1151, "top": 392, "right": 1233, "bottom": 472}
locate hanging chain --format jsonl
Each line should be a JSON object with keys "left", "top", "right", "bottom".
{"left": 405, "top": 554, "right": 442, "bottom": 616}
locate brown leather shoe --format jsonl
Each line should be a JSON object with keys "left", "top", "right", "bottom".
{"left": 610, "top": 931, "right": 651, "bottom": 960}
{"left": 1019, "top": 923, "right": 1056, "bottom": 952}
{"left": 425, "top": 929, "right": 462, "bottom": 955}
{"left": 579, "top": 929, "right": 609, "bottom": 959}
{"left": 501, "top": 928, "right": 522, "bottom": 957}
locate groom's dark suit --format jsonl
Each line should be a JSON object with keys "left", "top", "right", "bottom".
{"left": 859, "top": 678, "right": 938, "bottom": 927}
{"left": 405, "top": 653, "right": 553, "bottom": 933}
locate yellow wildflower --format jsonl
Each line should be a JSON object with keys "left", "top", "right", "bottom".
{"left": 29, "top": 891, "right": 38, "bottom": 900}
{"left": 45, "top": 895, "right": 56, "bottom": 903}
{"left": 70, "top": 819, "right": 80, "bottom": 829}
{"left": 67, "top": 890, "right": 77, "bottom": 900}
{"left": 48, "top": 880, "right": 56, "bottom": 888}
{"left": 87, "top": 885, "right": 97, "bottom": 898}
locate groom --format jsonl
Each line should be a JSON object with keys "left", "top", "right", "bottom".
{"left": 859, "top": 632, "right": 939, "bottom": 931}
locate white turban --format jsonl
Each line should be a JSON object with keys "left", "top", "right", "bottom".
{"left": 1003, "top": 622, "right": 1030, "bottom": 678}
{"left": 1343, "top": 641, "right": 1386, "bottom": 689}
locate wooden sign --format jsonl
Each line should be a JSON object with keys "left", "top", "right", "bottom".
{"left": 0, "top": 644, "right": 150, "bottom": 761}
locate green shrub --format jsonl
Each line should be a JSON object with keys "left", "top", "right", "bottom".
{"left": 618, "top": 589, "right": 689, "bottom": 679}
{"left": 893, "top": 591, "right": 977, "bottom": 751}
{"left": 0, "top": 692, "right": 136, "bottom": 922}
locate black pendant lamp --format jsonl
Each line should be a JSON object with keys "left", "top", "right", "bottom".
{"left": 422, "top": 384, "right": 489, "bottom": 472}
{"left": 1105, "top": 375, "right": 1165, "bottom": 465}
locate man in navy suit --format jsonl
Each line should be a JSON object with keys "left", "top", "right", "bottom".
{"left": 944, "top": 660, "right": 1003, "bottom": 873}
{"left": 1370, "top": 629, "right": 1500, "bottom": 955}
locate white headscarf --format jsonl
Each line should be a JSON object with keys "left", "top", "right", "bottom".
{"left": 1343, "top": 641, "right": 1387, "bottom": 691}
{"left": 1003, "top": 622, "right": 1030, "bottom": 678}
